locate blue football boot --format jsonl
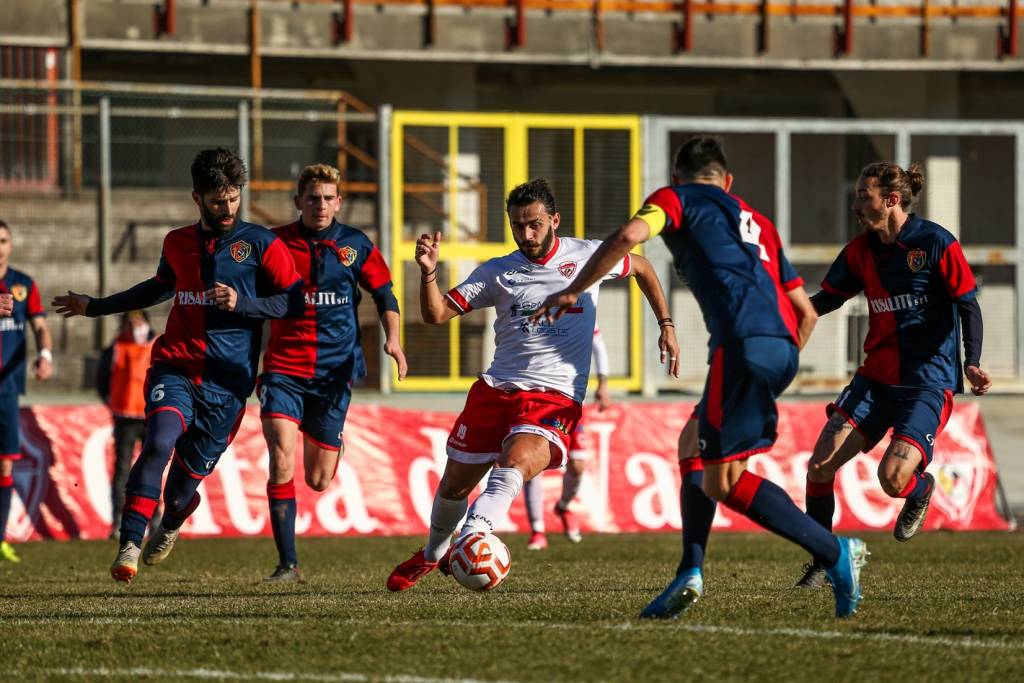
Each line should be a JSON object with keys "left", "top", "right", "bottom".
{"left": 639, "top": 568, "right": 703, "bottom": 620}
{"left": 825, "top": 537, "right": 869, "bottom": 618}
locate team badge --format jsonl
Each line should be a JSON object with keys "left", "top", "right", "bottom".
{"left": 230, "top": 240, "right": 252, "bottom": 263}
{"left": 907, "top": 249, "right": 927, "bottom": 272}
{"left": 339, "top": 245, "right": 358, "bottom": 267}
{"left": 558, "top": 261, "right": 577, "bottom": 279}
{"left": 9, "top": 284, "right": 27, "bottom": 302}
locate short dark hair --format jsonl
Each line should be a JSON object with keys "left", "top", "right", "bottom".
{"left": 673, "top": 135, "right": 728, "bottom": 181}
{"left": 506, "top": 178, "right": 557, "bottom": 215}
{"left": 0, "top": 219, "right": 8, "bottom": 233}
{"left": 190, "top": 147, "right": 247, "bottom": 195}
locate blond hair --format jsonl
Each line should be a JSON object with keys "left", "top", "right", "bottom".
{"left": 296, "top": 163, "right": 342, "bottom": 196}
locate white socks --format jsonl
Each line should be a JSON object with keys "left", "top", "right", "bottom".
{"left": 461, "top": 467, "right": 525, "bottom": 537}
{"left": 522, "top": 476, "right": 546, "bottom": 533}
{"left": 558, "top": 468, "right": 582, "bottom": 509}
{"left": 423, "top": 494, "right": 468, "bottom": 562}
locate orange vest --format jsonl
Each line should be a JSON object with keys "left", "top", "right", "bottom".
{"left": 109, "top": 339, "right": 153, "bottom": 419}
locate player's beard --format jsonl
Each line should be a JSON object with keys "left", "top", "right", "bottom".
{"left": 517, "top": 226, "right": 555, "bottom": 260}
{"left": 200, "top": 204, "right": 239, "bottom": 235}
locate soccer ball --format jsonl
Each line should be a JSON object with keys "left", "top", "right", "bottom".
{"left": 449, "top": 532, "right": 511, "bottom": 591}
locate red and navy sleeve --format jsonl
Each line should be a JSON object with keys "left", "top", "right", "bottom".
{"left": 261, "top": 237, "right": 302, "bottom": 291}
{"left": 358, "top": 245, "right": 400, "bottom": 315}
{"left": 633, "top": 187, "right": 684, "bottom": 236}
{"left": 821, "top": 242, "right": 865, "bottom": 299}
{"left": 26, "top": 279, "right": 45, "bottom": 318}
{"left": 938, "top": 240, "right": 978, "bottom": 302}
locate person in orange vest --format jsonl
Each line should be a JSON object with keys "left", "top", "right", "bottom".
{"left": 96, "top": 310, "right": 155, "bottom": 539}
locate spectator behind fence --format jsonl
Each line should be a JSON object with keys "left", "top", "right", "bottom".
{"left": 96, "top": 310, "right": 156, "bottom": 539}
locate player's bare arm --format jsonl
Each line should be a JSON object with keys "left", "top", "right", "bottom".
{"left": 0, "top": 293, "right": 11, "bottom": 317}
{"left": 381, "top": 309, "right": 409, "bottom": 380}
{"left": 786, "top": 286, "right": 818, "bottom": 350}
{"left": 628, "top": 253, "right": 680, "bottom": 378}
{"left": 416, "top": 231, "right": 459, "bottom": 324}
{"left": 532, "top": 217, "right": 652, "bottom": 324}
{"left": 30, "top": 315, "right": 53, "bottom": 381}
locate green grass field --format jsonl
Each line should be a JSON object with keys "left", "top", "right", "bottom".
{"left": 1, "top": 531, "right": 1022, "bottom": 682}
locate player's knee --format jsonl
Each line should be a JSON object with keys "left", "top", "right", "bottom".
{"left": 806, "top": 457, "right": 837, "bottom": 483}
{"left": 877, "top": 466, "right": 908, "bottom": 498}
{"left": 304, "top": 471, "right": 332, "bottom": 492}
{"left": 701, "top": 476, "right": 730, "bottom": 502}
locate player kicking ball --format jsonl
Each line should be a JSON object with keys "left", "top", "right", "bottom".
{"left": 258, "top": 164, "right": 407, "bottom": 582}
{"left": 386, "top": 179, "right": 679, "bottom": 591}
{"left": 794, "top": 162, "right": 990, "bottom": 589}
{"left": 533, "top": 136, "right": 868, "bottom": 619}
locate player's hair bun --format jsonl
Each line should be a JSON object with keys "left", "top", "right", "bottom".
{"left": 906, "top": 163, "right": 925, "bottom": 197}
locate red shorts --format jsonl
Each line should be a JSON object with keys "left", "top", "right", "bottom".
{"left": 447, "top": 380, "right": 583, "bottom": 469}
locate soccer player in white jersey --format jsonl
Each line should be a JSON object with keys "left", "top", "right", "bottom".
{"left": 386, "top": 179, "right": 680, "bottom": 591}
{"left": 523, "top": 326, "right": 610, "bottom": 550}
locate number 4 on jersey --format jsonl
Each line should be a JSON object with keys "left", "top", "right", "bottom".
{"left": 739, "top": 210, "right": 770, "bottom": 262}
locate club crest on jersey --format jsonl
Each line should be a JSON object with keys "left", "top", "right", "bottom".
{"left": 9, "top": 284, "right": 27, "bottom": 302}
{"left": 339, "top": 246, "right": 358, "bottom": 267}
{"left": 907, "top": 249, "right": 927, "bottom": 272}
{"left": 558, "top": 261, "right": 577, "bottom": 279}
{"left": 230, "top": 240, "right": 252, "bottom": 263}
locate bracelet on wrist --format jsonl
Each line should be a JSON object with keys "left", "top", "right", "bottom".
{"left": 657, "top": 317, "right": 674, "bottom": 327}
{"left": 421, "top": 268, "right": 437, "bottom": 277}
{"left": 38, "top": 349, "right": 53, "bottom": 362}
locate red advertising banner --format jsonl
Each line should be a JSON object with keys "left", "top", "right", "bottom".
{"left": 6, "top": 401, "right": 1010, "bottom": 542}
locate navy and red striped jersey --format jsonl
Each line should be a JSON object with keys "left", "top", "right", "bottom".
{"left": 636, "top": 183, "right": 804, "bottom": 353}
{"left": 151, "top": 220, "right": 301, "bottom": 397}
{"left": 262, "top": 220, "right": 398, "bottom": 382}
{"left": 821, "top": 214, "right": 977, "bottom": 391}
{"left": 0, "top": 268, "right": 45, "bottom": 395}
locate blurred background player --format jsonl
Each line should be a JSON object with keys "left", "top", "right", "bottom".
{"left": 534, "top": 136, "right": 868, "bottom": 620}
{"left": 795, "top": 162, "right": 991, "bottom": 588}
{"left": 386, "top": 179, "right": 679, "bottom": 592}
{"left": 0, "top": 219, "right": 53, "bottom": 563}
{"left": 258, "top": 163, "right": 408, "bottom": 582}
{"left": 96, "top": 310, "right": 156, "bottom": 539}
{"left": 523, "top": 326, "right": 610, "bottom": 550}
{"left": 53, "top": 148, "right": 302, "bottom": 583}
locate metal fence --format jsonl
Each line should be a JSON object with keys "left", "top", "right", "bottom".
{"left": 2, "top": 77, "right": 1021, "bottom": 394}
{"left": 642, "top": 116, "right": 1024, "bottom": 393}
{"left": 0, "top": 79, "right": 379, "bottom": 393}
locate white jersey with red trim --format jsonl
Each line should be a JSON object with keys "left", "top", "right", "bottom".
{"left": 445, "top": 237, "right": 630, "bottom": 403}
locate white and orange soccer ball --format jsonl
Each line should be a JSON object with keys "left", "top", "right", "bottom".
{"left": 449, "top": 532, "right": 512, "bottom": 591}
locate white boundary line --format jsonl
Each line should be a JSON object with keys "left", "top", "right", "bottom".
{"left": 5, "top": 617, "right": 1023, "bottom": 653}
{"left": 42, "top": 668, "right": 509, "bottom": 683}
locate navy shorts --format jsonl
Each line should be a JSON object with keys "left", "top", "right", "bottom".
{"left": 698, "top": 336, "right": 798, "bottom": 463}
{"left": 258, "top": 372, "right": 352, "bottom": 450}
{"left": 0, "top": 393, "right": 20, "bottom": 459}
{"left": 145, "top": 367, "right": 246, "bottom": 478}
{"left": 829, "top": 373, "right": 953, "bottom": 468}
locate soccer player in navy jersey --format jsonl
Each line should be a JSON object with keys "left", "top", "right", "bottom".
{"left": 0, "top": 219, "right": 54, "bottom": 563}
{"left": 534, "top": 136, "right": 868, "bottom": 619}
{"left": 258, "top": 164, "right": 408, "bottom": 582}
{"left": 794, "top": 162, "right": 991, "bottom": 589}
{"left": 53, "top": 148, "right": 303, "bottom": 583}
